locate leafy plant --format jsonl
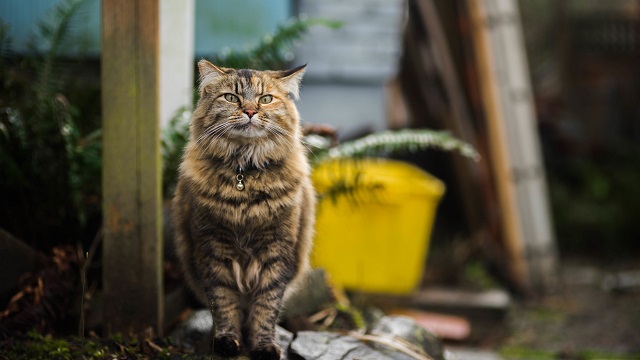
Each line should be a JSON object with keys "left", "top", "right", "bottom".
{"left": 210, "top": 16, "right": 343, "bottom": 70}
{"left": 310, "top": 130, "right": 478, "bottom": 205}
{"left": 312, "top": 129, "right": 479, "bottom": 165}
{"left": 316, "top": 170, "right": 385, "bottom": 208}
{"left": 161, "top": 107, "right": 190, "bottom": 196}
{"left": 548, "top": 146, "right": 640, "bottom": 258}
{"left": 0, "top": 0, "right": 100, "bottom": 249}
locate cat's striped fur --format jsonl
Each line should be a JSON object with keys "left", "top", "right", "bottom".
{"left": 171, "top": 60, "right": 315, "bottom": 359}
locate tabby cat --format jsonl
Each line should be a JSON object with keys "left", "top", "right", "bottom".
{"left": 171, "top": 60, "right": 315, "bottom": 359}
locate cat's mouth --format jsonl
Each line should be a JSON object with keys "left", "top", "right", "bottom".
{"left": 231, "top": 120, "right": 267, "bottom": 138}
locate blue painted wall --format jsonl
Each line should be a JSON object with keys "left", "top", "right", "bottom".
{"left": 0, "top": 0, "right": 291, "bottom": 56}
{"left": 195, "top": 0, "right": 291, "bottom": 57}
{"left": 0, "top": 0, "right": 101, "bottom": 55}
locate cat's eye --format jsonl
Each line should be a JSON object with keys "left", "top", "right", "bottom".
{"left": 224, "top": 93, "right": 239, "bottom": 103}
{"left": 259, "top": 95, "right": 273, "bottom": 104}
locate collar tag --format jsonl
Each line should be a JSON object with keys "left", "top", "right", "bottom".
{"left": 234, "top": 161, "right": 270, "bottom": 191}
{"left": 236, "top": 172, "right": 245, "bottom": 191}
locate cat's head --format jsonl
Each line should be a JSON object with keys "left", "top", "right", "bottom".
{"left": 192, "top": 60, "right": 306, "bottom": 149}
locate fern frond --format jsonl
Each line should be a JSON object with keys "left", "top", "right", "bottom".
{"left": 212, "top": 16, "right": 342, "bottom": 70}
{"left": 0, "top": 21, "right": 11, "bottom": 60}
{"left": 317, "top": 171, "right": 384, "bottom": 208}
{"left": 162, "top": 107, "right": 191, "bottom": 195}
{"left": 33, "top": 0, "right": 85, "bottom": 102}
{"left": 313, "top": 129, "right": 480, "bottom": 165}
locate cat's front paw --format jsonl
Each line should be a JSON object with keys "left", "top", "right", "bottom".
{"left": 249, "top": 342, "right": 281, "bottom": 360}
{"left": 213, "top": 333, "right": 242, "bottom": 357}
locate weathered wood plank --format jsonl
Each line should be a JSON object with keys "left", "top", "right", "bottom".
{"left": 467, "top": 0, "right": 530, "bottom": 291}
{"left": 102, "top": 0, "right": 163, "bottom": 335}
{"left": 468, "top": 0, "right": 558, "bottom": 292}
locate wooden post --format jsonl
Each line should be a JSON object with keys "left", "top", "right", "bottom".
{"left": 102, "top": 0, "right": 163, "bottom": 335}
{"left": 468, "top": 0, "right": 558, "bottom": 292}
{"left": 467, "top": 0, "right": 529, "bottom": 291}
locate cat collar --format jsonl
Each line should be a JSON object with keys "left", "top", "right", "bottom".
{"left": 235, "top": 162, "right": 269, "bottom": 191}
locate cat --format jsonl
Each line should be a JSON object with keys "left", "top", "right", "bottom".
{"left": 171, "top": 59, "right": 315, "bottom": 360}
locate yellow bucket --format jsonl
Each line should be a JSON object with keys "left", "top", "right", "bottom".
{"left": 312, "top": 158, "right": 445, "bottom": 294}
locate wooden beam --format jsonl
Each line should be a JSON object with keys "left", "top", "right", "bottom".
{"left": 467, "top": 0, "right": 559, "bottom": 292}
{"left": 102, "top": 0, "right": 163, "bottom": 335}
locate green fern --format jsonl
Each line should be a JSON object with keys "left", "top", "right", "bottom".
{"left": 310, "top": 130, "right": 478, "bottom": 206}
{"left": 32, "top": 0, "right": 86, "bottom": 107}
{"left": 210, "top": 16, "right": 343, "bottom": 70}
{"left": 312, "top": 129, "right": 480, "bottom": 165}
{"left": 317, "top": 170, "right": 385, "bottom": 208}
{"left": 0, "top": 0, "right": 96, "bottom": 247}
{"left": 162, "top": 107, "right": 191, "bottom": 195}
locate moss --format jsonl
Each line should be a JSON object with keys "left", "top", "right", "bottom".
{"left": 499, "top": 346, "right": 640, "bottom": 360}
{"left": 2, "top": 330, "right": 177, "bottom": 360}
{"left": 499, "top": 346, "right": 557, "bottom": 360}
{"left": 462, "top": 261, "right": 501, "bottom": 290}
{"left": 4, "top": 331, "right": 74, "bottom": 360}
{"left": 577, "top": 349, "right": 640, "bottom": 360}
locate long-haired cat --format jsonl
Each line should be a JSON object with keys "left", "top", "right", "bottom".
{"left": 171, "top": 60, "right": 315, "bottom": 359}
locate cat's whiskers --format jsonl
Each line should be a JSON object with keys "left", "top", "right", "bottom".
{"left": 300, "top": 137, "right": 318, "bottom": 160}
{"left": 197, "top": 121, "right": 235, "bottom": 158}
{"left": 197, "top": 121, "right": 230, "bottom": 145}
{"left": 203, "top": 125, "right": 235, "bottom": 158}
{"left": 264, "top": 122, "right": 293, "bottom": 140}
{"left": 263, "top": 123, "right": 284, "bottom": 136}
{"left": 265, "top": 122, "right": 290, "bottom": 135}
{"left": 267, "top": 123, "right": 312, "bottom": 156}
{"left": 199, "top": 114, "right": 247, "bottom": 142}
{"left": 265, "top": 126, "right": 291, "bottom": 147}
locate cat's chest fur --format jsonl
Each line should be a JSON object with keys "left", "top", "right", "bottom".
{"left": 181, "top": 154, "right": 307, "bottom": 227}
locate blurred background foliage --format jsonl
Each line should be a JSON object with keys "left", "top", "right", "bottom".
{"left": 519, "top": 0, "right": 640, "bottom": 259}
{"left": 1, "top": 0, "right": 639, "bottom": 261}
{"left": 0, "top": 0, "right": 101, "bottom": 251}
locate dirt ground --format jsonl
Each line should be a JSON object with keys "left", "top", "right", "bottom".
{"left": 498, "top": 258, "right": 640, "bottom": 358}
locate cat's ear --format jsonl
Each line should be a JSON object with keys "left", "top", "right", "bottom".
{"left": 277, "top": 64, "right": 306, "bottom": 100}
{"left": 198, "top": 59, "right": 230, "bottom": 93}
{"left": 198, "top": 59, "right": 230, "bottom": 78}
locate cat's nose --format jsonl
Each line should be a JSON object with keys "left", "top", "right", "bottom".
{"left": 244, "top": 109, "right": 257, "bottom": 118}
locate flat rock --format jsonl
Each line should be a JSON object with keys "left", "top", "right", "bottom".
{"left": 169, "top": 308, "right": 215, "bottom": 353}
{"left": 170, "top": 311, "right": 444, "bottom": 360}
{"left": 445, "top": 347, "right": 504, "bottom": 360}
{"left": 371, "top": 315, "right": 445, "bottom": 360}
{"left": 290, "top": 316, "right": 444, "bottom": 360}
{"left": 290, "top": 331, "right": 397, "bottom": 360}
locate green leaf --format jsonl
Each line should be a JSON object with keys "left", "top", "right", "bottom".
{"left": 313, "top": 129, "right": 479, "bottom": 165}
{"left": 211, "top": 16, "right": 343, "bottom": 70}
